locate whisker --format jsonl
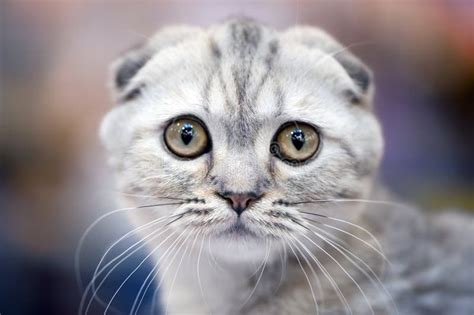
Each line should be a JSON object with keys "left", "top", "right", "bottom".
{"left": 75, "top": 202, "right": 183, "bottom": 293}
{"left": 197, "top": 234, "right": 211, "bottom": 314}
{"left": 240, "top": 239, "right": 272, "bottom": 310}
{"left": 306, "top": 222, "right": 399, "bottom": 314}
{"left": 149, "top": 230, "right": 201, "bottom": 315}
{"left": 131, "top": 175, "right": 170, "bottom": 186}
{"left": 130, "top": 227, "right": 191, "bottom": 315}
{"left": 284, "top": 235, "right": 319, "bottom": 314}
{"left": 289, "top": 233, "right": 352, "bottom": 315}
{"left": 92, "top": 215, "right": 171, "bottom": 277}
{"left": 80, "top": 216, "right": 172, "bottom": 314}
{"left": 323, "top": 223, "right": 389, "bottom": 264}
{"left": 112, "top": 191, "right": 188, "bottom": 201}
{"left": 243, "top": 234, "right": 261, "bottom": 274}
{"left": 299, "top": 211, "right": 388, "bottom": 263}
{"left": 289, "top": 198, "right": 409, "bottom": 209}
{"left": 292, "top": 214, "right": 352, "bottom": 249}
{"left": 85, "top": 226, "right": 175, "bottom": 315}
{"left": 100, "top": 228, "right": 180, "bottom": 315}
{"left": 247, "top": 240, "right": 272, "bottom": 280}
{"left": 305, "top": 217, "right": 352, "bottom": 249}
{"left": 157, "top": 230, "right": 196, "bottom": 315}
{"left": 164, "top": 229, "right": 200, "bottom": 315}
{"left": 207, "top": 237, "right": 225, "bottom": 273}
{"left": 314, "top": 41, "right": 373, "bottom": 69}
{"left": 294, "top": 224, "right": 374, "bottom": 315}
{"left": 125, "top": 29, "right": 156, "bottom": 42}
{"left": 137, "top": 202, "right": 185, "bottom": 209}
{"left": 291, "top": 233, "right": 326, "bottom": 311}
{"left": 273, "top": 242, "right": 288, "bottom": 295}
{"left": 164, "top": 213, "right": 187, "bottom": 227}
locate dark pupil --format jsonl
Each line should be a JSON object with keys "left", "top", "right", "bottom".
{"left": 180, "top": 123, "right": 195, "bottom": 145}
{"left": 291, "top": 129, "right": 305, "bottom": 150}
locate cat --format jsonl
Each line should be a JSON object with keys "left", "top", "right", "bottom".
{"left": 97, "top": 18, "right": 474, "bottom": 314}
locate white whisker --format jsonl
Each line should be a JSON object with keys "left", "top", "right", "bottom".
{"left": 80, "top": 221, "right": 171, "bottom": 315}
{"left": 88, "top": 216, "right": 171, "bottom": 308}
{"left": 300, "top": 211, "right": 388, "bottom": 263}
{"left": 306, "top": 221, "right": 399, "bottom": 314}
{"left": 314, "top": 42, "right": 372, "bottom": 69}
{"left": 100, "top": 228, "right": 180, "bottom": 315}
{"left": 130, "top": 227, "right": 192, "bottom": 315}
{"left": 207, "top": 237, "right": 225, "bottom": 272}
{"left": 240, "top": 239, "right": 272, "bottom": 310}
{"left": 273, "top": 242, "right": 288, "bottom": 295}
{"left": 290, "top": 234, "right": 352, "bottom": 315}
{"left": 165, "top": 229, "right": 199, "bottom": 314}
{"left": 294, "top": 198, "right": 409, "bottom": 209}
{"left": 297, "top": 232, "right": 374, "bottom": 315}
{"left": 285, "top": 235, "right": 319, "bottom": 314}
{"left": 75, "top": 202, "right": 184, "bottom": 293}
{"left": 197, "top": 234, "right": 212, "bottom": 314}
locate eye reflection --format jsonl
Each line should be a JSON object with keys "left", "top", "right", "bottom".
{"left": 180, "top": 124, "right": 195, "bottom": 145}
{"left": 291, "top": 129, "right": 305, "bottom": 150}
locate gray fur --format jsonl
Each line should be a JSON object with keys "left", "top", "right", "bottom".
{"left": 100, "top": 19, "right": 474, "bottom": 314}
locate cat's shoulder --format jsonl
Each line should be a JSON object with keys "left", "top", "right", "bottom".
{"left": 370, "top": 199, "right": 474, "bottom": 314}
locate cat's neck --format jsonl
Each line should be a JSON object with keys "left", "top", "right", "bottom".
{"left": 155, "top": 244, "right": 289, "bottom": 314}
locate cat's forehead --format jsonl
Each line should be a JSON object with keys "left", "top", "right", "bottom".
{"left": 139, "top": 20, "right": 352, "bottom": 123}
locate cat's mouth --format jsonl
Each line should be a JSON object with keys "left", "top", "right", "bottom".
{"left": 219, "top": 218, "right": 257, "bottom": 238}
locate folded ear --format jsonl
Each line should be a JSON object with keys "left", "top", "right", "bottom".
{"left": 330, "top": 47, "right": 372, "bottom": 96}
{"left": 282, "top": 27, "right": 374, "bottom": 106}
{"left": 110, "top": 26, "right": 203, "bottom": 103}
{"left": 112, "top": 44, "right": 151, "bottom": 92}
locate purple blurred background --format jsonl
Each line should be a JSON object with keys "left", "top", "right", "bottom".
{"left": 1, "top": 1, "right": 473, "bottom": 314}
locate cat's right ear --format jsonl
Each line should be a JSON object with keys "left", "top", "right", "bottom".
{"left": 110, "top": 26, "right": 204, "bottom": 104}
{"left": 109, "top": 42, "right": 151, "bottom": 103}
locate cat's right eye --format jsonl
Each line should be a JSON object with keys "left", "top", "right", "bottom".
{"left": 164, "top": 116, "right": 210, "bottom": 158}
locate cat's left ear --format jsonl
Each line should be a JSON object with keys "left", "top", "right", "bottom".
{"left": 282, "top": 27, "right": 374, "bottom": 107}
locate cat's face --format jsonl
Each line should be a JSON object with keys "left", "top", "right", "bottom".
{"left": 101, "top": 20, "right": 383, "bottom": 261}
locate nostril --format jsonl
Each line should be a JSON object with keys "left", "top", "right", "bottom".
{"left": 216, "top": 191, "right": 261, "bottom": 215}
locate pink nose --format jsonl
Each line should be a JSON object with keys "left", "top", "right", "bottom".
{"left": 217, "top": 192, "right": 260, "bottom": 215}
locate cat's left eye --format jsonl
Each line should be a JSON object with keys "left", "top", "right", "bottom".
{"left": 271, "top": 122, "right": 320, "bottom": 164}
{"left": 164, "top": 116, "right": 210, "bottom": 158}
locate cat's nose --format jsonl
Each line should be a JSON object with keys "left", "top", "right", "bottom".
{"left": 216, "top": 191, "right": 261, "bottom": 216}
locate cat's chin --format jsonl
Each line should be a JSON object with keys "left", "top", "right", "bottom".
{"left": 208, "top": 235, "right": 282, "bottom": 264}
{"left": 203, "top": 219, "right": 279, "bottom": 263}
{"left": 216, "top": 219, "right": 258, "bottom": 238}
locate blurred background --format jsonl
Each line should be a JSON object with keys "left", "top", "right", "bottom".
{"left": 1, "top": 1, "right": 473, "bottom": 314}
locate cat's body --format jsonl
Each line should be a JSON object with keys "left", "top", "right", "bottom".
{"left": 99, "top": 19, "right": 474, "bottom": 314}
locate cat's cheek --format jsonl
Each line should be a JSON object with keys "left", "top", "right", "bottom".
{"left": 269, "top": 157, "right": 317, "bottom": 183}
{"left": 100, "top": 105, "right": 142, "bottom": 169}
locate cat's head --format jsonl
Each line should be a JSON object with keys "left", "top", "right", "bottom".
{"left": 100, "top": 19, "right": 383, "bottom": 261}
